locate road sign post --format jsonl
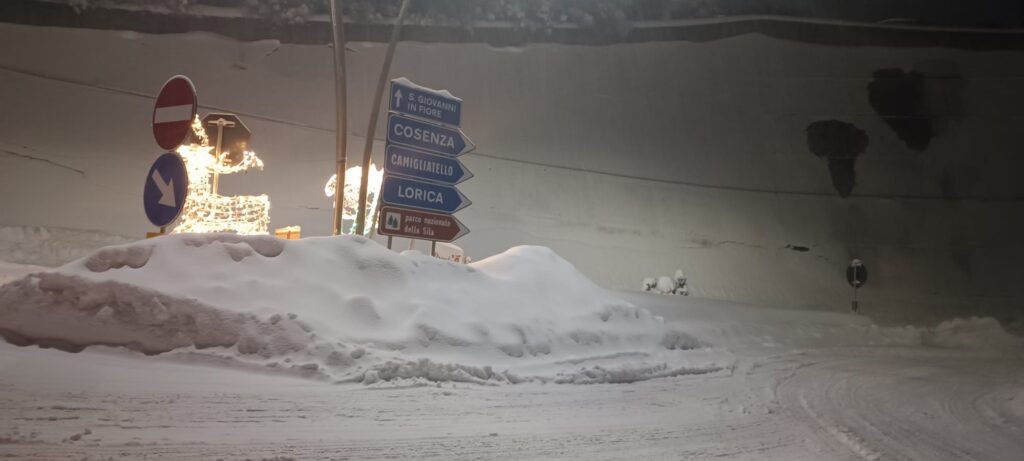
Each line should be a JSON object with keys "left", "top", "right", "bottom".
{"left": 152, "top": 76, "right": 197, "bottom": 151}
{"left": 387, "top": 113, "right": 475, "bottom": 157}
{"left": 380, "top": 175, "right": 471, "bottom": 214}
{"left": 381, "top": 78, "right": 473, "bottom": 247}
{"left": 390, "top": 79, "right": 463, "bottom": 126}
{"left": 143, "top": 152, "right": 189, "bottom": 229}
{"left": 846, "top": 259, "right": 868, "bottom": 313}
{"left": 384, "top": 145, "right": 473, "bottom": 185}
{"left": 377, "top": 206, "right": 469, "bottom": 242}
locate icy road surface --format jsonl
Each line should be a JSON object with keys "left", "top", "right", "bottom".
{"left": 2, "top": 313, "right": 1023, "bottom": 460}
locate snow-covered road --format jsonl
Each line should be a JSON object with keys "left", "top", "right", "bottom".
{"left": 0, "top": 233, "right": 1022, "bottom": 459}
{"left": 2, "top": 341, "right": 1022, "bottom": 459}
{"left": 776, "top": 350, "right": 1024, "bottom": 460}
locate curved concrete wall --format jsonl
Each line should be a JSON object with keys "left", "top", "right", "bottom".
{"left": 1, "top": 21, "right": 1023, "bottom": 324}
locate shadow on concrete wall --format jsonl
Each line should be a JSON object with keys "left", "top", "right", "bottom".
{"left": 867, "top": 60, "right": 965, "bottom": 153}
{"left": 806, "top": 120, "right": 869, "bottom": 197}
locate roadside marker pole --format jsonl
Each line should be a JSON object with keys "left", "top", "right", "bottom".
{"left": 329, "top": 0, "right": 349, "bottom": 235}
{"left": 846, "top": 260, "right": 866, "bottom": 313}
{"left": 356, "top": 0, "right": 411, "bottom": 236}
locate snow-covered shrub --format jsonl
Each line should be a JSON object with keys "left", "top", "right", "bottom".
{"left": 643, "top": 269, "right": 688, "bottom": 295}
{"left": 641, "top": 277, "right": 656, "bottom": 291}
{"left": 243, "top": 0, "right": 317, "bottom": 23}
{"left": 655, "top": 276, "right": 675, "bottom": 293}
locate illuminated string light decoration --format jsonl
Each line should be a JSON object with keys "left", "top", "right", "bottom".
{"left": 325, "top": 164, "right": 384, "bottom": 235}
{"left": 171, "top": 116, "right": 270, "bottom": 235}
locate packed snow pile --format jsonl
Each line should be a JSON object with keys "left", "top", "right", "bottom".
{"left": 0, "top": 261, "right": 48, "bottom": 286}
{"left": 0, "top": 233, "right": 716, "bottom": 384}
{"left": 0, "top": 226, "right": 133, "bottom": 267}
{"left": 924, "top": 317, "right": 1024, "bottom": 350}
{"left": 621, "top": 291, "right": 1024, "bottom": 353}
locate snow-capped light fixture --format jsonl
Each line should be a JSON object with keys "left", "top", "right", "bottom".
{"left": 325, "top": 164, "right": 383, "bottom": 235}
{"left": 171, "top": 116, "right": 270, "bottom": 235}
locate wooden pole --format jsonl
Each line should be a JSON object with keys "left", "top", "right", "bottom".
{"left": 354, "top": 0, "right": 411, "bottom": 236}
{"left": 329, "top": 0, "right": 349, "bottom": 236}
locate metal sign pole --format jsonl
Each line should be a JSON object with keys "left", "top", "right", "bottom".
{"left": 329, "top": 0, "right": 349, "bottom": 236}
{"left": 354, "top": 0, "right": 411, "bottom": 236}
{"left": 851, "top": 266, "right": 860, "bottom": 313}
{"left": 387, "top": 235, "right": 393, "bottom": 250}
{"left": 207, "top": 118, "right": 234, "bottom": 195}
{"left": 431, "top": 240, "right": 437, "bottom": 257}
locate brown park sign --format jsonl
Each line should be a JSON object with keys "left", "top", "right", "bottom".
{"left": 377, "top": 206, "right": 469, "bottom": 242}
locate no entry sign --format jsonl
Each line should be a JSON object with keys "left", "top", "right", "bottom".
{"left": 378, "top": 206, "right": 469, "bottom": 242}
{"left": 152, "top": 75, "right": 198, "bottom": 151}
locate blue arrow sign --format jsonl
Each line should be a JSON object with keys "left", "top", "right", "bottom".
{"left": 390, "top": 79, "right": 462, "bottom": 126}
{"left": 387, "top": 113, "right": 475, "bottom": 157}
{"left": 381, "top": 174, "right": 471, "bottom": 214}
{"left": 143, "top": 152, "right": 189, "bottom": 227}
{"left": 385, "top": 145, "right": 473, "bottom": 185}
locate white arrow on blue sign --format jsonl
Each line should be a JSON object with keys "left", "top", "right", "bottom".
{"left": 390, "top": 78, "right": 462, "bottom": 126}
{"left": 387, "top": 112, "right": 474, "bottom": 157}
{"left": 385, "top": 144, "right": 473, "bottom": 185}
{"left": 381, "top": 174, "right": 471, "bottom": 214}
{"left": 143, "top": 152, "right": 189, "bottom": 227}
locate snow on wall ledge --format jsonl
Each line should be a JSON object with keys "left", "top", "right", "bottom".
{"left": 1, "top": 22, "right": 1023, "bottom": 326}
{"left": 0, "top": 234, "right": 716, "bottom": 384}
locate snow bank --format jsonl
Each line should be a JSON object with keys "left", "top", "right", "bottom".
{"left": 0, "top": 261, "right": 48, "bottom": 286}
{"left": 624, "top": 291, "right": 1023, "bottom": 353}
{"left": 924, "top": 317, "right": 1024, "bottom": 350}
{"left": 859, "top": 317, "right": 1021, "bottom": 351}
{"left": 0, "top": 226, "right": 133, "bottom": 267}
{"left": 0, "top": 234, "right": 716, "bottom": 384}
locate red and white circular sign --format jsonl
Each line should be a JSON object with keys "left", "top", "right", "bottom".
{"left": 152, "top": 75, "right": 197, "bottom": 151}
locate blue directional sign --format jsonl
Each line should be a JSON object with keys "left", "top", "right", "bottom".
{"left": 143, "top": 152, "right": 189, "bottom": 227}
{"left": 390, "top": 79, "right": 462, "bottom": 126}
{"left": 381, "top": 174, "right": 471, "bottom": 214}
{"left": 385, "top": 145, "right": 473, "bottom": 185}
{"left": 387, "top": 113, "right": 474, "bottom": 157}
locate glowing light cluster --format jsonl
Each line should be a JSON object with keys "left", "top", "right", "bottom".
{"left": 171, "top": 116, "right": 270, "bottom": 235}
{"left": 325, "top": 164, "right": 383, "bottom": 235}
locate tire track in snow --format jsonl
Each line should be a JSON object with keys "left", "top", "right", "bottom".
{"left": 779, "top": 351, "right": 1024, "bottom": 461}
{"left": 797, "top": 391, "right": 881, "bottom": 460}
